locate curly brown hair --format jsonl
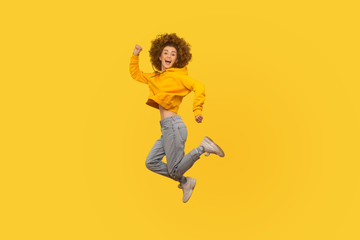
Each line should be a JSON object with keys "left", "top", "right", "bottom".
{"left": 149, "top": 33, "right": 192, "bottom": 71}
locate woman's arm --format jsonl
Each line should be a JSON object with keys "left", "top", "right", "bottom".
{"left": 129, "top": 44, "right": 151, "bottom": 84}
{"left": 181, "top": 76, "right": 206, "bottom": 120}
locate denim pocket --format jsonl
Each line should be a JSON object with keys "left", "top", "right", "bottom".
{"left": 161, "top": 122, "right": 172, "bottom": 131}
{"left": 177, "top": 124, "right": 188, "bottom": 142}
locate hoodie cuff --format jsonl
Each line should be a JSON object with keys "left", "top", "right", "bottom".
{"left": 194, "top": 109, "right": 202, "bottom": 117}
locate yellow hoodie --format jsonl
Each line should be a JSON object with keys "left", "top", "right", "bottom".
{"left": 129, "top": 54, "right": 205, "bottom": 116}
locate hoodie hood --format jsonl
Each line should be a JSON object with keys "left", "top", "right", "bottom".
{"left": 164, "top": 66, "right": 188, "bottom": 74}
{"left": 151, "top": 66, "right": 188, "bottom": 78}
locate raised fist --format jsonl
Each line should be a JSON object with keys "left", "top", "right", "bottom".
{"left": 133, "top": 44, "right": 143, "bottom": 56}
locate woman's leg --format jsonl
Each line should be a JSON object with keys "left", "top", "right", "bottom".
{"left": 145, "top": 136, "right": 172, "bottom": 179}
{"left": 160, "top": 116, "right": 201, "bottom": 181}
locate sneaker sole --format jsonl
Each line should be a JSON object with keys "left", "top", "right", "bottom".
{"left": 203, "top": 136, "right": 225, "bottom": 157}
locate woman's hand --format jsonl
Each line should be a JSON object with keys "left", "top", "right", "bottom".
{"left": 195, "top": 114, "right": 203, "bottom": 123}
{"left": 133, "top": 44, "right": 143, "bottom": 56}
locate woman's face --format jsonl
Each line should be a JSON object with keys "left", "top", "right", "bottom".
{"left": 159, "top": 46, "right": 178, "bottom": 71}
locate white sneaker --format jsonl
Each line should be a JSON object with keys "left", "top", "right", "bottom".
{"left": 200, "top": 136, "right": 225, "bottom": 157}
{"left": 178, "top": 177, "right": 196, "bottom": 203}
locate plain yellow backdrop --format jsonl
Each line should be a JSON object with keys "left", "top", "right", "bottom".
{"left": 1, "top": 0, "right": 359, "bottom": 239}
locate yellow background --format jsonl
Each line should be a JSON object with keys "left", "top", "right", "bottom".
{"left": 1, "top": 1, "right": 359, "bottom": 239}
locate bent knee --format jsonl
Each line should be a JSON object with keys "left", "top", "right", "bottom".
{"left": 145, "top": 159, "right": 153, "bottom": 170}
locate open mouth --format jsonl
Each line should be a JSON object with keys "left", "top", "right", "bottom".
{"left": 165, "top": 60, "right": 172, "bottom": 65}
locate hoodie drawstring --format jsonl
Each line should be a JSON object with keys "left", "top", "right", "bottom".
{"left": 150, "top": 64, "right": 166, "bottom": 78}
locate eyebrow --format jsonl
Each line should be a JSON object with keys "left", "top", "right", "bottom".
{"left": 164, "top": 50, "right": 177, "bottom": 53}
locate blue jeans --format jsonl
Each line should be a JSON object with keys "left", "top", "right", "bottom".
{"left": 145, "top": 115, "right": 200, "bottom": 181}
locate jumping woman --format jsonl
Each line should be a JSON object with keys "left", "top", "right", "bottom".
{"left": 129, "top": 33, "right": 225, "bottom": 203}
